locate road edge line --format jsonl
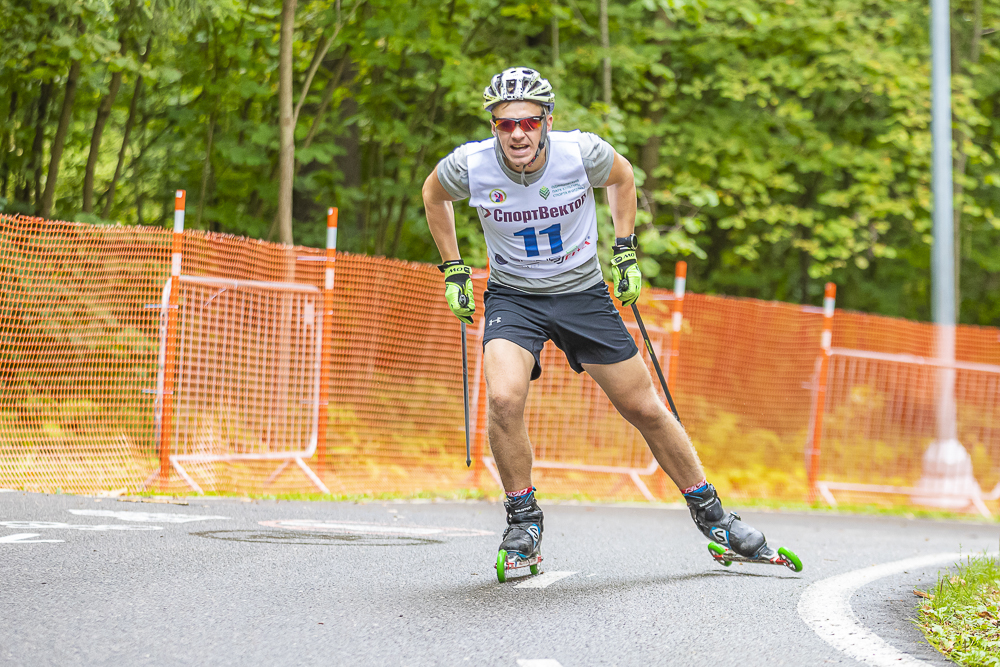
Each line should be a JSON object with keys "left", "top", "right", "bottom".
{"left": 798, "top": 552, "right": 963, "bottom": 667}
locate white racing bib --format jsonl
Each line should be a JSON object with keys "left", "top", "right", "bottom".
{"left": 467, "top": 131, "right": 598, "bottom": 279}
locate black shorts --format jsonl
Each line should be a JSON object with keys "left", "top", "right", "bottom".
{"left": 482, "top": 280, "right": 639, "bottom": 381}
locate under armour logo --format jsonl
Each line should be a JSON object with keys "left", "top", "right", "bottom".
{"left": 489, "top": 317, "right": 502, "bottom": 326}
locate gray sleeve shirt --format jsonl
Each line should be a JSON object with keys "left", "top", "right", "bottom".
{"left": 435, "top": 132, "right": 616, "bottom": 201}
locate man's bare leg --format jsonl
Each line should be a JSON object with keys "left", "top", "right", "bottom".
{"left": 483, "top": 338, "right": 536, "bottom": 492}
{"left": 582, "top": 353, "right": 703, "bottom": 490}
{"left": 483, "top": 338, "right": 545, "bottom": 565}
{"left": 584, "top": 353, "right": 768, "bottom": 558}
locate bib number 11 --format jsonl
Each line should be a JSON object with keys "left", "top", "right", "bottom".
{"left": 514, "top": 224, "right": 563, "bottom": 257}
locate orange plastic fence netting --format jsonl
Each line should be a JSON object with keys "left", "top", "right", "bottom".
{"left": 1, "top": 214, "right": 998, "bottom": 508}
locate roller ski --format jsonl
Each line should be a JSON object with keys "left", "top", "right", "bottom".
{"left": 494, "top": 492, "right": 544, "bottom": 583}
{"left": 706, "top": 541, "right": 802, "bottom": 571}
{"left": 684, "top": 482, "right": 803, "bottom": 573}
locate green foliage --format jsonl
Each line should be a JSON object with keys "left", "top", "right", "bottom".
{"left": 1, "top": 0, "right": 999, "bottom": 322}
{"left": 917, "top": 552, "right": 1000, "bottom": 666}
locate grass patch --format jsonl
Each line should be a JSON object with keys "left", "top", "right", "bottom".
{"left": 916, "top": 551, "right": 1000, "bottom": 666}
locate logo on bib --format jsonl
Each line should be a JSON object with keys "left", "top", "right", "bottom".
{"left": 538, "top": 186, "right": 550, "bottom": 200}
{"left": 493, "top": 253, "right": 508, "bottom": 265}
{"left": 551, "top": 180, "right": 585, "bottom": 197}
{"left": 489, "top": 189, "right": 507, "bottom": 203}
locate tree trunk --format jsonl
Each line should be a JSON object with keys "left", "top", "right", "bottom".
{"left": 292, "top": 6, "right": 355, "bottom": 127}
{"left": 277, "top": 0, "right": 297, "bottom": 246}
{"left": 295, "top": 47, "right": 350, "bottom": 175}
{"left": 83, "top": 68, "right": 124, "bottom": 213}
{"left": 40, "top": 49, "right": 82, "bottom": 219}
{"left": 83, "top": 4, "right": 134, "bottom": 214}
{"left": 30, "top": 81, "right": 54, "bottom": 207}
{"left": 1, "top": 90, "right": 18, "bottom": 198}
{"left": 599, "top": 0, "right": 611, "bottom": 109}
{"left": 102, "top": 47, "right": 149, "bottom": 218}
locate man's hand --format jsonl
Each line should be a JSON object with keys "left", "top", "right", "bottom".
{"left": 438, "top": 259, "right": 475, "bottom": 324}
{"left": 610, "top": 244, "right": 641, "bottom": 306}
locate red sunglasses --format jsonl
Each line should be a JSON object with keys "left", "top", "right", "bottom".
{"left": 492, "top": 116, "right": 544, "bottom": 133}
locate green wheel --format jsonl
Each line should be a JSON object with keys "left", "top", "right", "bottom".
{"left": 779, "top": 547, "right": 803, "bottom": 573}
{"left": 529, "top": 563, "right": 539, "bottom": 575}
{"left": 707, "top": 541, "right": 731, "bottom": 567}
{"left": 496, "top": 549, "right": 507, "bottom": 583}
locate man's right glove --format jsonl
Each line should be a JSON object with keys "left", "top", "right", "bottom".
{"left": 438, "top": 259, "right": 475, "bottom": 324}
{"left": 610, "top": 239, "right": 641, "bottom": 307}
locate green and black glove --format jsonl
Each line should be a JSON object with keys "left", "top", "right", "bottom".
{"left": 610, "top": 234, "right": 641, "bottom": 307}
{"left": 438, "top": 259, "right": 475, "bottom": 324}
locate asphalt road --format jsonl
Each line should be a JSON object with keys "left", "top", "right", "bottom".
{"left": 1, "top": 490, "right": 996, "bottom": 666}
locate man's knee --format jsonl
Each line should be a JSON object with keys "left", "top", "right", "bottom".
{"left": 618, "top": 395, "right": 669, "bottom": 428}
{"left": 487, "top": 383, "right": 528, "bottom": 423}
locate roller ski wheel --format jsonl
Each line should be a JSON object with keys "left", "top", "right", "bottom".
{"left": 707, "top": 541, "right": 803, "bottom": 573}
{"left": 495, "top": 548, "right": 542, "bottom": 583}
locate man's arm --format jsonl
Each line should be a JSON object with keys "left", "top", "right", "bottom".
{"left": 422, "top": 169, "right": 462, "bottom": 262}
{"left": 602, "top": 151, "right": 637, "bottom": 239}
{"left": 602, "top": 150, "right": 642, "bottom": 307}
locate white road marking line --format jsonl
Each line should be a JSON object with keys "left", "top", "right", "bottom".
{"left": 798, "top": 552, "right": 962, "bottom": 667}
{"left": 514, "top": 571, "right": 577, "bottom": 589}
{"left": 516, "top": 660, "right": 563, "bottom": 667}
{"left": 0, "top": 489, "right": 16, "bottom": 493}
{"left": 0, "top": 521, "right": 161, "bottom": 531}
{"left": 0, "top": 533, "right": 64, "bottom": 544}
{"left": 69, "top": 509, "right": 228, "bottom": 524}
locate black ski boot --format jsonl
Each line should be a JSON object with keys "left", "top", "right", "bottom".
{"left": 495, "top": 493, "right": 544, "bottom": 582}
{"left": 683, "top": 483, "right": 766, "bottom": 558}
{"left": 499, "top": 495, "right": 543, "bottom": 559}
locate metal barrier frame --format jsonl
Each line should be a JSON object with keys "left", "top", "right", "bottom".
{"left": 807, "top": 345, "right": 1000, "bottom": 519}
{"left": 149, "top": 274, "right": 329, "bottom": 494}
{"left": 144, "top": 194, "right": 334, "bottom": 495}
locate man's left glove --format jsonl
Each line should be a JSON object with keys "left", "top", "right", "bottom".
{"left": 610, "top": 240, "right": 641, "bottom": 306}
{"left": 438, "top": 259, "right": 475, "bottom": 324}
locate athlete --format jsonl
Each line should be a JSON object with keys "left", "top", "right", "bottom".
{"left": 422, "top": 67, "right": 768, "bottom": 569}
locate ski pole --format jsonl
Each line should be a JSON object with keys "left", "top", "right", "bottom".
{"left": 459, "top": 295, "right": 472, "bottom": 467}
{"left": 624, "top": 288, "right": 681, "bottom": 423}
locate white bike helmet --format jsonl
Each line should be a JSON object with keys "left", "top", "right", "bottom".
{"left": 483, "top": 67, "right": 555, "bottom": 113}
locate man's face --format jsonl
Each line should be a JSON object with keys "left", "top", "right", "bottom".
{"left": 491, "top": 101, "right": 553, "bottom": 169}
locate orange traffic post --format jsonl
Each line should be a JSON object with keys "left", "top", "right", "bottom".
{"left": 317, "top": 207, "right": 338, "bottom": 469}
{"left": 668, "top": 261, "right": 687, "bottom": 390}
{"left": 808, "top": 282, "right": 836, "bottom": 501}
{"left": 159, "top": 190, "right": 185, "bottom": 490}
